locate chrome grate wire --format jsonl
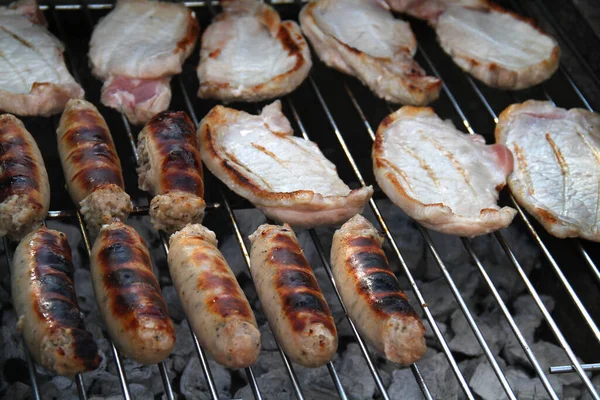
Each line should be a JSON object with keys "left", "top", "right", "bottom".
{"left": 1, "top": 1, "right": 598, "bottom": 399}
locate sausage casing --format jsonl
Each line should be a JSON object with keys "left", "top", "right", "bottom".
{"left": 168, "top": 224, "right": 260, "bottom": 368}
{"left": 57, "top": 99, "right": 132, "bottom": 235}
{"left": 249, "top": 224, "right": 337, "bottom": 368}
{"left": 11, "top": 227, "right": 101, "bottom": 375}
{"left": 0, "top": 114, "right": 49, "bottom": 240}
{"left": 331, "top": 214, "right": 426, "bottom": 365}
{"left": 137, "top": 111, "right": 205, "bottom": 233}
{"left": 90, "top": 221, "right": 175, "bottom": 364}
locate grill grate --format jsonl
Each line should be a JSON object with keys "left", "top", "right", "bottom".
{"left": 1, "top": 0, "right": 599, "bottom": 399}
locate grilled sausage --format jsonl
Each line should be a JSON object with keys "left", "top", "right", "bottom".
{"left": 168, "top": 224, "right": 260, "bottom": 368}
{"left": 137, "top": 111, "right": 205, "bottom": 233}
{"left": 90, "top": 221, "right": 175, "bottom": 364}
{"left": 57, "top": 99, "right": 132, "bottom": 236}
{"left": 249, "top": 224, "right": 337, "bottom": 367}
{"left": 11, "top": 227, "right": 101, "bottom": 375}
{"left": 331, "top": 215, "right": 426, "bottom": 365}
{"left": 0, "top": 114, "right": 49, "bottom": 240}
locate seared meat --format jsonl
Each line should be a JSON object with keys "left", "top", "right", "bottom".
{"left": 137, "top": 111, "right": 205, "bottom": 233}
{"left": 385, "top": 0, "right": 486, "bottom": 21}
{"left": 198, "top": 101, "right": 373, "bottom": 228}
{"left": 496, "top": 101, "right": 600, "bottom": 241}
{"left": 300, "top": 0, "right": 441, "bottom": 105}
{"left": 198, "top": 0, "right": 311, "bottom": 102}
{"left": 0, "top": 114, "right": 50, "bottom": 240}
{"left": 57, "top": 99, "right": 132, "bottom": 236}
{"left": 435, "top": 4, "right": 559, "bottom": 89}
{"left": 373, "top": 106, "right": 516, "bottom": 236}
{"left": 89, "top": 0, "right": 199, "bottom": 124}
{"left": 0, "top": 0, "right": 83, "bottom": 116}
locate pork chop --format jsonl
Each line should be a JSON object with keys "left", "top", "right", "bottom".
{"left": 300, "top": 0, "right": 441, "bottom": 105}
{"left": 197, "top": 0, "right": 311, "bottom": 102}
{"left": 0, "top": 0, "right": 84, "bottom": 116}
{"left": 435, "top": 4, "right": 559, "bottom": 89}
{"left": 496, "top": 100, "right": 600, "bottom": 241}
{"left": 199, "top": 101, "right": 373, "bottom": 228}
{"left": 89, "top": 0, "right": 199, "bottom": 124}
{"left": 373, "top": 106, "right": 516, "bottom": 236}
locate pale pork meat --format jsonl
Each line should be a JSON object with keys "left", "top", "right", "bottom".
{"left": 0, "top": 0, "right": 84, "bottom": 116}
{"left": 198, "top": 101, "right": 373, "bottom": 228}
{"left": 198, "top": 0, "right": 311, "bottom": 102}
{"left": 89, "top": 0, "right": 199, "bottom": 125}
{"left": 385, "top": 0, "right": 486, "bottom": 20}
{"left": 300, "top": 0, "right": 441, "bottom": 105}
{"left": 373, "top": 106, "right": 516, "bottom": 236}
{"left": 435, "top": 4, "right": 560, "bottom": 89}
{"left": 496, "top": 101, "right": 600, "bottom": 241}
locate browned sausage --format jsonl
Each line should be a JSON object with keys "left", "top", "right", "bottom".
{"left": 249, "top": 223, "right": 337, "bottom": 368}
{"left": 57, "top": 99, "right": 132, "bottom": 235}
{"left": 12, "top": 227, "right": 101, "bottom": 375}
{"left": 90, "top": 221, "right": 175, "bottom": 364}
{"left": 168, "top": 224, "right": 260, "bottom": 368}
{"left": 137, "top": 111, "right": 205, "bottom": 233}
{"left": 0, "top": 114, "right": 49, "bottom": 240}
{"left": 331, "top": 214, "right": 426, "bottom": 365}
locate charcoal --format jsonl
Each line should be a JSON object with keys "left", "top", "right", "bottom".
{"left": 388, "top": 368, "right": 425, "bottom": 400}
{"left": 172, "top": 320, "right": 195, "bottom": 357}
{"left": 507, "top": 368, "right": 562, "bottom": 400}
{"left": 448, "top": 309, "right": 503, "bottom": 357}
{"left": 254, "top": 351, "right": 284, "bottom": 377}
{"left": 162, "top": 285, "right": 186, "bottom": 322}
{"left": 513, "top": 294, "right": 555, "bottom": 317}
{"left": 580, "top": 374, "right": 600, "bottom": 400}
{"left": 469, "top": 359, "right": 507, "bottom": 400}
{"left": 74, "top": 267, "right": 95, "bottom": 313}
{"left": 40, "top": 375, "right": 79, "bottom": 400}
{"left": 336, "top": 343, "right": 377, "bottom": 400}
{"left": 259, "top": 323, "right": 279, "bottom": 352}
{"left": 3, "top": 382, "right": 31, "bottom": 400}
{"left": 458, "top": 356, "right": 486, "bottom": 383}
{"left": 418, "top": 352, "right": 459, "bottom": 400}
{"left": 420, "top": 278, "right": 458, "bottom": 319}
{"left": 531, "top": 341, "right": 588, "bottom": 386}
{"left": 180, "top": 357, "right": 231, "bottom": 400}
{"left": 563, "top": 385, "right": 581, "bottom": 399}
{"left": 235, "top": 368, "right": 295, "bottom": 400}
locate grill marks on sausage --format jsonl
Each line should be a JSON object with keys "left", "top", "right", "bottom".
{"left": 270, "top": 233, "right": 335, "bottom": 333}
{"left": 97, "top": 226, "right": 169, "bottom": 329}
{"left": 0, "top": 123, "right": 41, "bottom": 204}
{"left": 194, "top": 253, "right": 252, "bottom": 319}
{"left": 31, "top": 229, "right": 100, "bottom": 369}
{"left": 146, "top": 111, "right": 204, "bottom": 196}
{"left": 346, "top": 236, "right": 417, "bottom": 317}
{"left": 61, "top": 109, "right": 124, "bottom": 190}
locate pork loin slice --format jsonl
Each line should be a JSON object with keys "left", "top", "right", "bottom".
{"left": 435, "top": 4, "right": 559, "bottom": 90}
{"left": 373, "top": 106, "right": 516, "bottom": 236}
{"left": 496, "top": 101, "right": 600, "bottom": 241}
{"left": 89, "top": 0, "right": 198, "bottom": 124}
{"left": 300, "top": 0, "right": 441, "bottom": 106}
{"left": 198, "top": 0, "right": 311, "bottom": 102}
{"left": 199, "top": 101, "right": 373, "bottom": 228}
{"left": 0, "top": 0, "right": 84, "bottom": 116}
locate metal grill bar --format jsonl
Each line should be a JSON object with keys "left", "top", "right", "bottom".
{"left": 304, "top": 77, "right": 476, "bottom": 399}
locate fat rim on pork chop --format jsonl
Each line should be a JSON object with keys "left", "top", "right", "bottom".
{"left": 198, "top": 100, "right": 373, "bottom": 228}
{"left": 373, "top": 106, "right": 516, "bottom": 236}
{"left": 496, "top": 100, "right": 600, "bottom": 241}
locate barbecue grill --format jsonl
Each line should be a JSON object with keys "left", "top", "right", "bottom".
{"left": 1, "top": 0, "right": 599, "bottom": 399}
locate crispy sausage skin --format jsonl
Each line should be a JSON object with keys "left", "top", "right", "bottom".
{"left": 137, "top": 111, "right": 205, "bottom": 233}
{"left": 90, "top": 221, "right": 175, "bottom": 364}
{"left": 331, "top": 215, "right": 426, "bottom": 365}
{"left": 11, "top": 227, "right": 101, "bottom": 375}
{"left": 0, "top": 114, "right": 50, "bottom": 240}
{"left": 168, "top": 224, "right": 260, "bottom": 368}
{"left": 249, "top": 224, "right": 337, "bottom": 368}
{"left": 57, "top": 99, "right": 132, "bottom": 235}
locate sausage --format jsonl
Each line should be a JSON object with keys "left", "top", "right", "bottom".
{"left": 11, "top": 227, "right": 101, "bottom": 375}
{"left": 330, "top": 214, "right": 426, "bottom": 365}
{"left": 0, "top": 114, "right": 49, "bottom": 240}
{"left": 249, "top": 224, "right": 337, "bottom": 368}
{"left": 90, "top": 221, "right": 175, "bottom": 364}
{"left": 168, "top": 224, "right": 260, "bottom": 368}
{"left": 137, "top": 111, "right": 205, "bottom": 233}
{"left": 57, "top": 99, "right": 132, "bottom": 236}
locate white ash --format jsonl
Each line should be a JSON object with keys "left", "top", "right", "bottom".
{"left": 180, "top": 357, "right": 231, "bottom": 400}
